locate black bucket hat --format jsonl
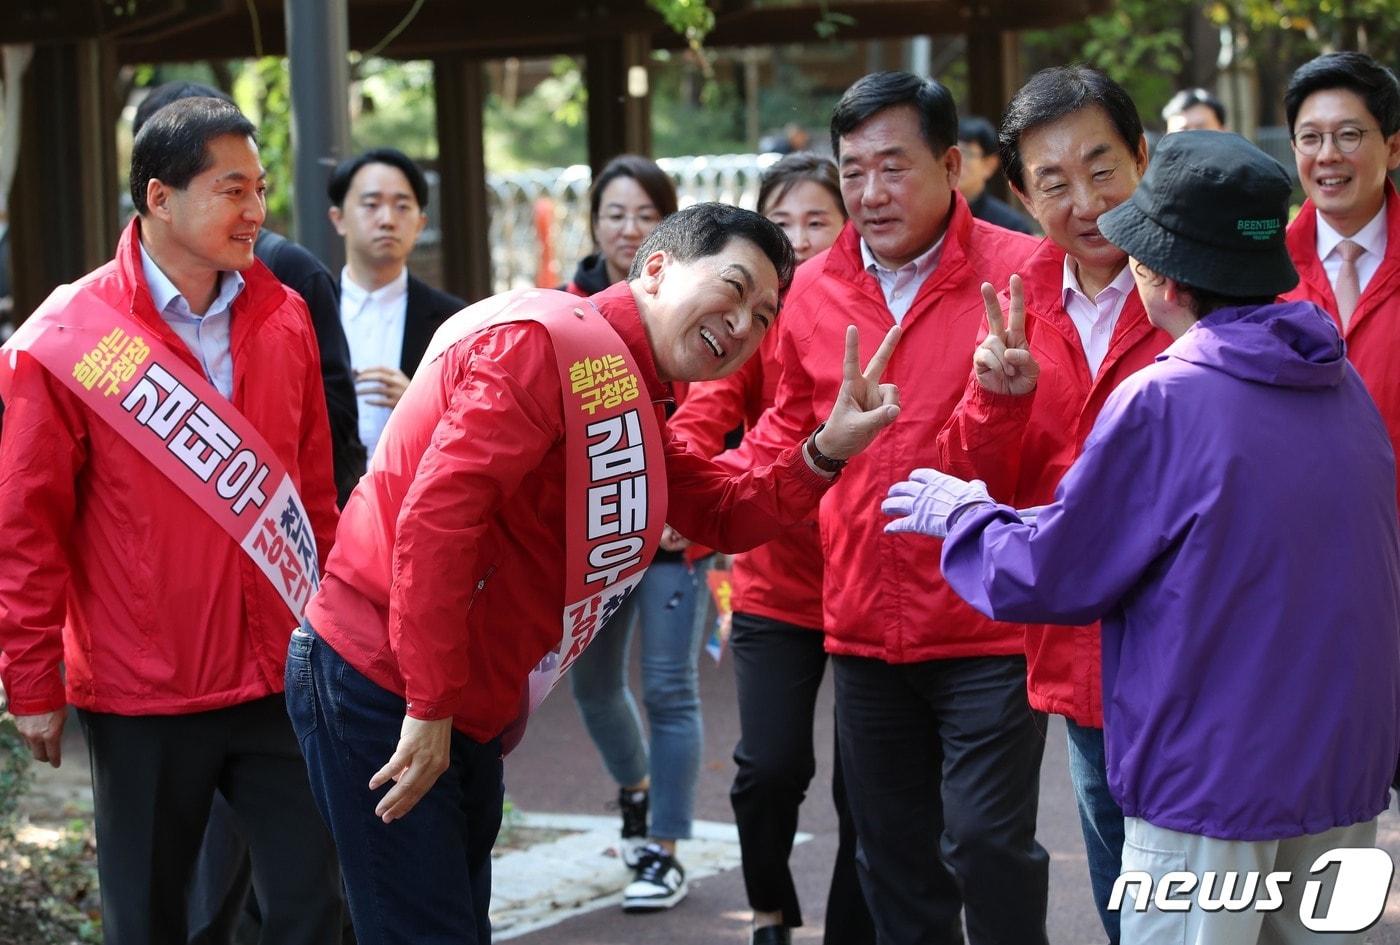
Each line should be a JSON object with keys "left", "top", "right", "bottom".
{"left": 1098, "top": 130, "right": 1298, "bottom": 297}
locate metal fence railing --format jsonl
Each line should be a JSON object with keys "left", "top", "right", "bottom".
{"left": 485, "top": 153, "right": 784, "bottom": 294}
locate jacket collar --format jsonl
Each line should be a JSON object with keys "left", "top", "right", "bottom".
{"left": 1287, "top": 179, "right": 1400, "bottom": 331}
{"left": 824, "top": 190, "right": 976, "bottom": 296}
{"left": 588, "top": 281, "right": 672, "bottom": 406}
{"left": 114, "top": 217, "right": 287, "bottom": 383}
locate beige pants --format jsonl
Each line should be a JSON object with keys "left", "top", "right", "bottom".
{"left": 1118, "top": 816, "right": 1383, "bottom": 945}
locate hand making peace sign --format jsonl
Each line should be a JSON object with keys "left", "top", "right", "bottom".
{"left": 812, "top": 323, "right": 902, "bottom": 462}
{"left": 974, "top": 274, "right": 1040, "bottom": 397}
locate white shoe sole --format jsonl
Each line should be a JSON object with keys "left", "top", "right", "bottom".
{"left": 622, "top": 878, "right": 689, "bottom": 912}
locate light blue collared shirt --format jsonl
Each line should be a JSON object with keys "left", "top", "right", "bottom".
{"left": 139, "top": 240, "right": 244, "bottom": 400}
{"left": 860, "top": 234, "right": 946, "bottom": 324}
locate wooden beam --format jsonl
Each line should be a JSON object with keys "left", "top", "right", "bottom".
{"left": 433, "top": 55, "right": 492, "bottom": 302}
{"left": 965, "top": 30, "right": 1022, "bottom": 200}
{"left": 10, "top": 39, "right": 120, "bottom": 322}
{"left": 585, "top": 31, "right": 653, "bottom": 174}
{"left": 110, "top": 0, "right": 1110, "bottom": 64}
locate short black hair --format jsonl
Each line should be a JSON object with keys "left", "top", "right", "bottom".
{"left": 756, "top": 152, "right": 845, "bottom": 221}
{"left": 627, "top": 202, "right": 796, "bottom": 301}
{"left": 1130, "top": 260, "right": 1274, "bottom": 320}
{"left": 1285, "top": 52, "right": 1400, "bottom": 137}
{"left": 957, "top": 115, "right": 999, "bottom": 155}
{"left": 1161, "top": 87, "right": 1226, "bottom": 127}
{"left": 590, "top": 154, "right": 679, "bottom": 229}
{"left": 1000, "top": 66, "right": 1144, "bottom": 192}
{"left": 830, "top": 71, "right": 958, "bottom": 159}
{"left": 327, "top": 148, "right": 429, "bottom": 209}
{"left": 130, "top": 97, "right": 258, "bottom": 216}
{"left": 132, "top": 80, "right": 234, "bottom": 137}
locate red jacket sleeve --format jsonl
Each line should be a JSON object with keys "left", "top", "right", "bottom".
{"left": 667, "top": 353, "right": 761, "bottom": 458}
{"left": 711, "top": 316, "right": 819, "bottom": 475}
{"left": 389, "top": 328, "right": 561, "bottom": 721}
{"left": 935, "top": 372, "right": 1036, "bottom": 503}
{"left": 0, "top": 355, "right": 85, "bottom": 715}
{"left": 663, "top": 427, "right": 830, "bottom": 555}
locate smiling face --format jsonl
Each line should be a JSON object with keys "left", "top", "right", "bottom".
{"left": 593, "top": 175, "right": 664, "bottom": 283}
{"left": 635, "top": 237, "right": 780, "bottom": 383}
{"left": 838, "top": 105, "right": 959, "bottom": 270}
{"left": 762, "top": 179, "right": 845, "bottom": 263}
{"left": 1293, "top": 88, "right": 1400, "bottom": 236}
{"left": 330, "top": 161, "right": 428, "bottom": 274}
{"left": 154, "top": 133, "right": 266, "bottom": 273}
{"left": 1014, "top": 105, "right": 1147, "bottom": 286}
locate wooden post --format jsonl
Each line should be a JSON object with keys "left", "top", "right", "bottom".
{"left": 434, "top": 55, "right": 492, "bottom": 303}
{"left": 585, "top": 31, "right": 652, "bottom": 175}
{"left": 965, "top": 30, "right": 1020, "bottom": 200}
{"left": 10, "top": 38, "right": 118, "bottom": 321}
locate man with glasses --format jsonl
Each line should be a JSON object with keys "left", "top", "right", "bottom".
{"left": 956, "top": 116, "right": 1036, "bottom": 234}
{"left": 1283, "top": 53, "right": 1400, "bottom": 535}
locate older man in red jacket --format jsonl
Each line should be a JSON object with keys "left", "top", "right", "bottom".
{"left": 0, "top": 97, "right": 341, "bottom": 944}
{"left": 718, "top": 72, "right": 1045, "bottom": 945}
{"left": 936, "top": 67, "right": 1170, "bottom": 945}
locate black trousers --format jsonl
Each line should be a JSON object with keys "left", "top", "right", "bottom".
{"left": 729, "top": 612, "right": 874, "bottom": 943}
{"left": 833, "top": 654, "right": 1049, "bottom": 945}
{"left": 77, "top": 694, "right": 343, "bottom": 945}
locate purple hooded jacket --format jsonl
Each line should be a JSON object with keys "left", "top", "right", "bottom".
{"left": 941, "top": 300, "right": 1400, "bottom": 840}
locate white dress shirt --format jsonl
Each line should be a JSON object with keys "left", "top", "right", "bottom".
{"left": 860, "top": 235, "right": 946, "bottom": 324}
{"left": 340, "top": 266, "right": 409, "bottom": 454}
{"left": 1062, "top": 256, "right": 1134, "bottom": 380}
{"left": 139, "top": 240, "right": 243, "bottom": 399}
{"left": 1316, "top": 206, "right": 1388, "bottom": 300}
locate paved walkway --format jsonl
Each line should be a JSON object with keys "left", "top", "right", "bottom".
{"left": 26, "top": 651, "right": 1400, "bottom": 943}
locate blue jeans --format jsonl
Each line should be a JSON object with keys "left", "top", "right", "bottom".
{"left": 1066, "top": 719, "right": 1125, "bottom": 945}
{"left": 569, "top": 558, "right": 703, "bottom": 840}
{"left": 286, "top": 625, "right": 504, "bottom": 945}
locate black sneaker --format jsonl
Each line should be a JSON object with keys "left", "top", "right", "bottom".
{"left": 617, "top": 787, "right": 648, "bottom": 867}
{"left": 622, "top": 843, "right": 688, "bottom": 912}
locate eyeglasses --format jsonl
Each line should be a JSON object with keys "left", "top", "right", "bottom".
{"left": 598, "top": 211, "right": 662, "bottom": 230}
{"left": 1290, "top": 127, "right": 1376, "bottom": 155}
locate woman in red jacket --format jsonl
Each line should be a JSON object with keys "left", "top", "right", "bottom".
{"left": 561, "top": 154, "right": 712, "bottom": 910}
{"left": 669, "top": 154, "right": 872, "bottom": 945}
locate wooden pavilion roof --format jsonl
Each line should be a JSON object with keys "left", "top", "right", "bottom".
{"left": 6, "top": 0, "right": 1109, "bottom": 62}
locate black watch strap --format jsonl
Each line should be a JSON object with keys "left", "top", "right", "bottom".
{"left": 806, "top": 422, "right": 847, "bottom": 473}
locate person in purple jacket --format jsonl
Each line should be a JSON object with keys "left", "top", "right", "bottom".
{"left": 882, "top": 130, "right": 1400, "bottom": 945}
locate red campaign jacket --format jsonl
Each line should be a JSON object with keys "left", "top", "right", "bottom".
{"left": 669, "top": 325, "right": 825, "bottom": 630}
{"left": 936, "top": 241, "right": 1171, "bottom": 725}
{"left": 1284, "top": 182, "right": 1400, "bottom": 517}
{"left": 0, "top": 219, "right": 339, "bottom": 716}
{"left": 306, "top": 282, "right": 831, "bottom": 742}
{"left": 719, "top": 197, "right": 1040, "bottom": 662}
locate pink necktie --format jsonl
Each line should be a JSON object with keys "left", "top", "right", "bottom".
{"left": 1335, "top": 239, "right": 1364, "bottom": 329}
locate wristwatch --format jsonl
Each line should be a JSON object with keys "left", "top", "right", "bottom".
{"left": 806, "top": 422, "right": 847, "bottom": 473}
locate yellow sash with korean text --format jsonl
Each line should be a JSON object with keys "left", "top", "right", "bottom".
{"left": 420, "top": 288, "right": 668, "bottom": 711}
{"left": 0, "top": 284, "right": 321, "bottom": 619}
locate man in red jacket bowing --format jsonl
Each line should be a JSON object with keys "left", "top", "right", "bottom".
{"left": 289, "top": 202, "right": 902, "bottom": 944}
{"left": 0, "top": 97, "right": 342, "bottom": 943}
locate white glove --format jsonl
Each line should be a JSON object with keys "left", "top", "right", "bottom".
{"left": 882, "top": 468, "right": 993, "bottom": 538}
